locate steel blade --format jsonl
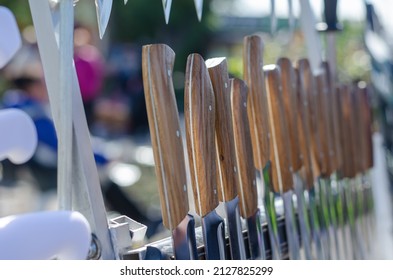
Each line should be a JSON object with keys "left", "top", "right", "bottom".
{"left": 308, "top": 188, "right": 326, "bottom": 259}
{"left": 172, "top": 214, "right": 198, "bottom": 260}
{"left": 282, "top": 191, "right": 301, "bottom": 259}
{"left": 162, "top": 0, "right": 173, "bottom": 24}
{"left": 246, "top": 209, "right": 266, "bottom": 260}
{"left": 202, "top": 210, "right": 226, "bottom": 260}
{"left": 224, "top": 196, "right": 247, "bottom": 260}
{"left": 194, "top": 0, "right": 203, "bottom": 22}
{"left": 95, "top": 0, "right": 113, "bottom": 39}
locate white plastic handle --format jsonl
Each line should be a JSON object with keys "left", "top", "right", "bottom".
{"left": 0, "top": 6, "right": 22, "bottom": 69}
{"left": 0, "top": 108, "right": 38, "bottom": 164}
{"left": 0, "top": 211, "right": 91, "bottom": 260}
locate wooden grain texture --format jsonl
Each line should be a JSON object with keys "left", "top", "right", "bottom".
{"left": 322, "top": 61, "right": 340, "bottom": 172}
{"left": 294, "top": 65, "right": 314, "bottom": 189}
{"left": 358, "top": 84, "right": 374, "bottom": 170}
{"left": 264, "top": 65, "right": 294, "bottom": 193}
{"left": 350, "top": 84, "right": 363, "bottom": 175}
{"left": 141, "top": 44, "right": 189, "bottom": 230}
{"left": 184, "top": 53, "right": 219, "bottom": 217}
{"left": 243, "top": 35, "right": 270, "bottom": 169}
{"left": 206, "top": 57, "right": 239, "bottom": 202}
{"left": 297, "top": 59, "right": 323, "bottom": 179}
{"left": 230, "top": 78, "right": 258, "bottom": 218}
{"left": 277, "top": 57, "right": 302, "bottom": 172}
{"left": 339, "top": 84, "right": 356, "bottom": 178}
{"left": 315, "top": 72, "right": 332, "bottom": 176}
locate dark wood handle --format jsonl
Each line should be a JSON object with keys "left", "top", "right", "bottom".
{"left": 142, "top": 44, "right": 189, "bottom": 230}
{"left": 339, "top": 84, "right": 356, "bottom": 178}
{"left": 296, "top": 59, "right": 321, "bottom": 182}
{"left": 358, "top": 83, "right": 374, "bottom": 170}
{"left": 297, "top": 59, "right": 324, "bottom": 179}
{"left": 230, "top": 78, "right": 258, "bottom": 218}
{"left": 277, "top": 57, "right": 302, "bottom": 172}
{"left": 184, "top": 53, "right": 219, "bottom": 217}
{"left": 206, "top": 57, "right": 239, "bottom": 202}
{"left": 315, "top": 72, "right": 332, "bottom": 176}
{"left": 243, "top": 35, "right": 270, "bottom": 170}
{"left": 322, "top": 61, "right": 340, "bottom": 173}
{"left": 264, "top": 65, "right": 294, "bottom": 193}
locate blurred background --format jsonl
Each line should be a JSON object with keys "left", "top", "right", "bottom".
{"left": 1, "top": 0, "right": 393, "bottom": 257}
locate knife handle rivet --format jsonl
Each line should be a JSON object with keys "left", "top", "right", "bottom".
{"left": 183, "top": 184, "right": 187, "bottom": 192}
{"left": 167, "top": 69, "right": 171, "bottom": 77}
{"left": 253, "top": 180, "right": 256, "bottom": 186}
{"left": 209, "top": 105, "right": 212, "bottom": 111}
{"left": 234, "top": 166, "right": 237, "bottom": 173}
{"left": 176, "top": 130, "right": 180, "bottom": 137}
{"left": 243, "top": 102, "right": 247, "bottom": 108}
{"left": 224, "top": 82, "right": 228, "bottom": 88}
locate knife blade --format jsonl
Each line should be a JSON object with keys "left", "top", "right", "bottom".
{"left": 243, "top": 35, "right": 281, "bottom": 260}
{"left": 206, "top": 57, "right": 247, "bottom": 260}
{"left": 264, "top": 64, "right": 301, "bottom": 260}
{"left": 184, "top": 53, "right": 226, "bottom": 260}
{"left": 277, "top": 57, "right": 313, "bottom": 260}
{"left": 95, "top": 0, "right": 113, "bottom": 39}
{"left": 162, "top": 0, "right": 173, "bottom": 24}
{"left": 230, "top": 77, "right": 267, "bottom": 260}
{"left": 141, "top": 44, "right": 198, "bottom": 260}
{"left": 193, "top": 0, "right": 203, "bottom": 22}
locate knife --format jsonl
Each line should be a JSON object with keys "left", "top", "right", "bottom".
{"left": 243, "top": 35, "right": 281, "bottom": 260}
{"left": 184, "top": 53, "right": 226, "bottom": 260}
{"left": 230, "top": 78, "right": 267, "bottom": 260}
{"left": 194, "top": 0, "right": 203, "bottom": 22}
{"left": 314, "top": 71, "right": 341, "bottom": 259}
{"left": 277, "top": 57, "right": 313, "bottom": 259}
{"left": 162, "top": 0, "right": 173, "bottom": 24}
{"left": 141, "top": 44, "right": 198, "bottom": 260}
{"left": 95, "top": 0, "right": 113, "bottom": 39}
{"left": 264, "top": 65, "right": 301, "bottom": 260}
{"left": 296, "top": 58, "right": 328, "bottom": 259}
{"left": 206, "top": 57, "right": 247, "bottom": 260}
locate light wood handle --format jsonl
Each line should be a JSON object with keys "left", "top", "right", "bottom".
{"left": 322, "top": 61, "right": 340, "bottom": 172}
{"left": 184, "top": 53, "right": 219, "bottom": 217}
{"left": 243, "top": 35, "right": 270, "bottom": 170}
{"left": 296, "top": 59, "right": 322, "bottom": 179}
{"left": 264, "top": 65, "right": 294, "bottom": 193}
{"left": 206, "top": 57, "right": 239, "bottom": 202}
{"left": 230, "top": 78, "right": 258, "bottom": 218}
{"left": 142, "top": 44, "right": 189, "bottom": 230}
{"left": 277, "top": 57, "right": 302, "bottom": 172}
{"left": 294, "top": 65, "right": 314, "bottom": 188}
{"left": 358, "top": 83, "right": 374, "bottom": 170}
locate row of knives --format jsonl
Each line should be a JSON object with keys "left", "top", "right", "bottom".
{"left": 125, "top": 34, "right": 374, "bottom": 260}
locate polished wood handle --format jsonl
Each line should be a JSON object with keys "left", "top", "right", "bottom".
{"left": 296, "top": 59, "right": 323, "bottom": 179}
{"left": 264, "top": 65, "right": 294, "bottom": 193}
{"left": 230, "top": 78, "right": 258, "bottom": 218}
{"left": 315, "top": 72, "right": 332, "bottom": 176}
{"left": 142, "top": 44, "right": 189, "bottom": 230}
{"left": 206, "top": 57, "right": 239, "bottom": 202}
{"left": 296, "top": 59, "right": 320, "bottom": 188}
{"left": 358, "top": 83, "right": 374, "bottom": 170}
{"left": 277, "top": 57, "right": 302, "bottom": 172}
{"left": 243, "top": 35, "right": 270, "bottom": 170}
{"left": 185, "top": 53, "right": 219, "bottom": 217}
{"left": 322, "top": 61, "right": 340, "bottom": 172}
{"left": 339, "top": 84, "right": 356, "bottom": 178}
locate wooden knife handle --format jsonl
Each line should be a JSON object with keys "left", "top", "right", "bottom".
{"left": 358, "top": 83, "right": 374, "bottom": 170}
{"left": 294, "top": 65, "right": 314, "bottom": 189}
{"left": 277, "top": 57, "right": 302, "bottom": 172}
{"left": 264, "top": 65, "right": 294, "bottom": 193}
{"left": 243, "top": 35, "right": 270, "bottom": 170}
{"left": 230, "top": 78, "right": 258, "bottom": 218}
{"left": 142, "top": 44, "right": 189, "bottom": 230}
{"left": 322, "top": 61, "right": 340, "bottom": 172}
{"left": 206, "top": 57, "right": 239, "bottom": 202}
{"left": 339, "top": 84, "right": 356, "bottom": 178}
{"left": 315, "top": 72, "right": 332, "bottom": 176}
{"left": 184, "top": 53, "right": 219, "bottom": 218}
{"left": 296, "top": 59, "right": 322, "bottom": 179}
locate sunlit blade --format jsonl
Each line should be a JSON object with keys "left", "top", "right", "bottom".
{"left": 194, "top": 0, "right": 203, "bottom": 22}
{"left": 162, "top": 0, "right": 173, "bottom": 24}
{"left": 95, "top": 0, "right": 113, "bottom": 39}
{"left": 0, "top": 7, "right": 21, "bottom": 69}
